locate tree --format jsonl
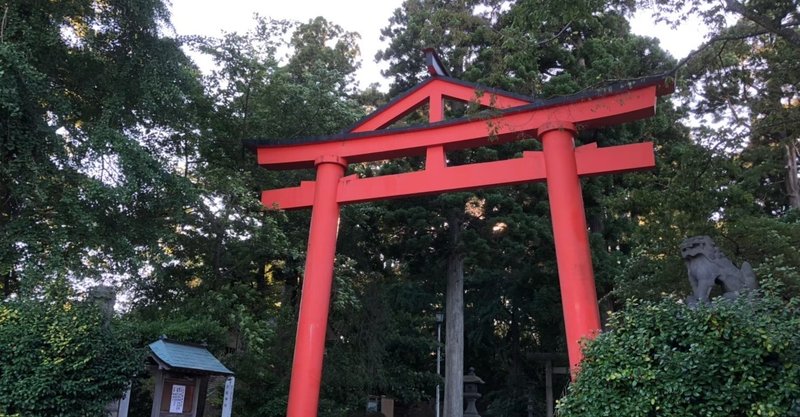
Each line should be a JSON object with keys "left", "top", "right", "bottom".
{"left": 377, "top": 0, "right": 498, "bottom": 93}
{"left": 643, "top": 0, "right": 799, "bottom": 49}
{"left": 602, "top": 0, "right": 800, "bottom": 303}
{"left": 557, "top": 289, "right": 800, "bottom": 417}
{"left": 640, "top": 0, "right": 800, "bottom": 213}
{"left": 374, "top": 1, "right": 692, "bottom": 414}
{"left": 0, "top": 0, "right": 203, "bottom": 296}
{"left": 0, "top": 282, "right": 141, "bottom": 417}
{"left": 126, "top": 16, "right": 369, "bottom": 417}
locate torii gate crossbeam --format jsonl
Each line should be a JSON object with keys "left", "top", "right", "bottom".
{"left": 251, "top": 74, "right": 673, "bottom": 417}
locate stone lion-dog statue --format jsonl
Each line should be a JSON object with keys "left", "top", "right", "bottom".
{"left": 680, "top": 235, "right": 758, "bottom": 305}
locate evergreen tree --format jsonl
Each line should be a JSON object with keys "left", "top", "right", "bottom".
{"left": 370, "top": 1, "right": 692, "bottom": 415}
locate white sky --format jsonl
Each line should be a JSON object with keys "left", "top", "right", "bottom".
{"left": 167, "top": 0, "right": 704, "bottom": 89}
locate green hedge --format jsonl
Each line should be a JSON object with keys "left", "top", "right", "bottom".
{"left": 0, "top": 286, "right": 141, "bottom": 417}
{"left": 557, "top": 293, "right": 800, "bottom": 417}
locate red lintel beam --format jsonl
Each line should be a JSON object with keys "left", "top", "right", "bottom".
{"left": 258, "top": 85, "right": 658, "bottom": 170}
{"left": 261, "top": 142, "right": 655, "bottom": 210}
{"left": 351, "top": 78, "right": 532, "bottom": 133}
{"left": 574, "top": 142, "right": 656, "bottom": 176}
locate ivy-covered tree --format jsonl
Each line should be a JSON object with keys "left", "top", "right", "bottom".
{"left": 0, "top": 282, "right": 141, "bottom": 417}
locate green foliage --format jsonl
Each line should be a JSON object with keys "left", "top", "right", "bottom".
{"left": 373, "top": 1, "right": 693, "bottom": 415}
{"left": 5, "top": 0, "right": 799, "bottom": 416}
{"left": 640, "top": 0, "right": 800, "bottom": 213}
{"left": 0, "top": 283, "right": 141, "bottom": 417}
{"left": 0, "top": 0, "right": 203, "bottom": 295}
{"left": 558, "top": 292, "right": 800, "bottom": 417}
{"left": 378, "top": 0, "right": 498, "bottom": 91}
{"left": 125, "top": 15, "right": 368, "bottom": 417}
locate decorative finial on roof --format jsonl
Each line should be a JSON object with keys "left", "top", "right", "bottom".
{"left": 423, "top": 48, "right": 449, "bottom": 77}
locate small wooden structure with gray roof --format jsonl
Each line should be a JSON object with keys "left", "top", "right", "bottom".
{"left": 147, "top": 337, "right": 235, "bottom": 417}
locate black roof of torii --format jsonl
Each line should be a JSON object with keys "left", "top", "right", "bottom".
{"left": 244, "top": 72, "right": 674, "bottom": 150}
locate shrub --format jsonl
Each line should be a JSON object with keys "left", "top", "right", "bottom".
{"left": 557, "top": 292, "right": 800, "bottom": 417}
{"left": 0, "top": 286, "right": 142, "bottom": 417}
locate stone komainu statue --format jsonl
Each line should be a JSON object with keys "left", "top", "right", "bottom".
{"left": 680, "top": 236, "right": 758, "bottom": 305}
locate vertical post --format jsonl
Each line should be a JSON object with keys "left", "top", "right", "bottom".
{"left": 150, "top": 371, "right": 165, "bottom": 417}
{"left": 286, "top": 155, "right": 347, "bottom": 417}
{"left": 545, "top": 360, "right": 553, "bottom": 417}
{"left": 429, "top": 92, "right": 444, "bottom": 122}
{"left": 426, "top": 93, "right": 447, "bottom": 170}
{"left": 435, "top": 313, "right": 443, "bottom": 417}
{"left": 444, "top": 251, "right": 465, "bottom": 417}
{"left": 118, "top": 385, "right": 131, "bottom": 417}
{"left": 192, "top": 377, "right": 202, "bottom": 417}
{"left": 221, "top": 377, "right": 235, "bottom": 417}
{"left": 539, "top": 122, "right": 602, "bottom": 373}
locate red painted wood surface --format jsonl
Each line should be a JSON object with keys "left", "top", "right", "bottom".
{"left": 350, "top": 77, "right": 532, "bottom": 133}
{"left": 540, "top": 122, "right": 602, "bottom": 373}
{"left": 255, "top": 75, "right": 673, "bottom": 417}
{"left": 261, "top": 142, "right": 655, "bottom": 210}
{"left": 285, "top": 157, "right": 346, "bottom": 417}
{"left": 257, "top": 85, "right": 657, "bottom": 169}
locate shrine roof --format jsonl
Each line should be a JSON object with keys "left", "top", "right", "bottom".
{"left": 341, "top": 75, "right": 537, "bottom": 132}
{"left": 244, "top": 73, "right": 673, "bottom": 149}
{"left": 149, "top": 339, "right": 234, "bottom": 376}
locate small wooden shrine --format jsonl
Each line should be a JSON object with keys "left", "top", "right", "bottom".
{"left": 146, "top": 337, "right": 235, "bottom": 417}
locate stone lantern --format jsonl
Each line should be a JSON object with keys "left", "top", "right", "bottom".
{"left": 463, "top": 367, "right": 485, "bottom": 417}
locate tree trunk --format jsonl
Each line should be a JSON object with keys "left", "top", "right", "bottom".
{"left": 3, "top": 271, "right": 14, "bottom": 299}
{"left": 507, "top": 307, "right": 525, "bottom": 392}
{"left": 444, "top": 249, "right": 465, "bottom": 417}
{"left": 444, "top": 209, "right": 465, "bottom": 417}
{"left": 786, "top": 140, "right": 800, "bottom": 210}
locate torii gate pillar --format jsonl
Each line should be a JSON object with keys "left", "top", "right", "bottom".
{"left": 286, "top": 156, "right": 346, "bottom": 417}
{"left": 540, "top": 121, "right": 601, "bottom": 370}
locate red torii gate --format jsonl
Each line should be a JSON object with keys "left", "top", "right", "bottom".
{"left": 253, "top": 70, "right": 673, "bottom": 417}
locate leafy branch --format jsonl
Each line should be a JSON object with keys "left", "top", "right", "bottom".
{"left": 723, "top": 0, "right": 800, "bottom": 48}
{"left": 668, "top": 28, "right": 770, "bottom": 76}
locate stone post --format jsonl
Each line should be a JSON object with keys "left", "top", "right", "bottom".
{"left": 89, "top": 285, "right": 115, "bottom": 328}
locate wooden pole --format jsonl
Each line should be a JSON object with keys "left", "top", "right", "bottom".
{"left": 546, "top": 360, "right": 553, "bottom": 417}
{"left": 286, "top": 156, "right": 346, "bottom": 417}
{"left": 444, "top": 250, "right": 465, "bottom": 417}
{"left": 540, "top": 121, "right": 602, "bottom": 372}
